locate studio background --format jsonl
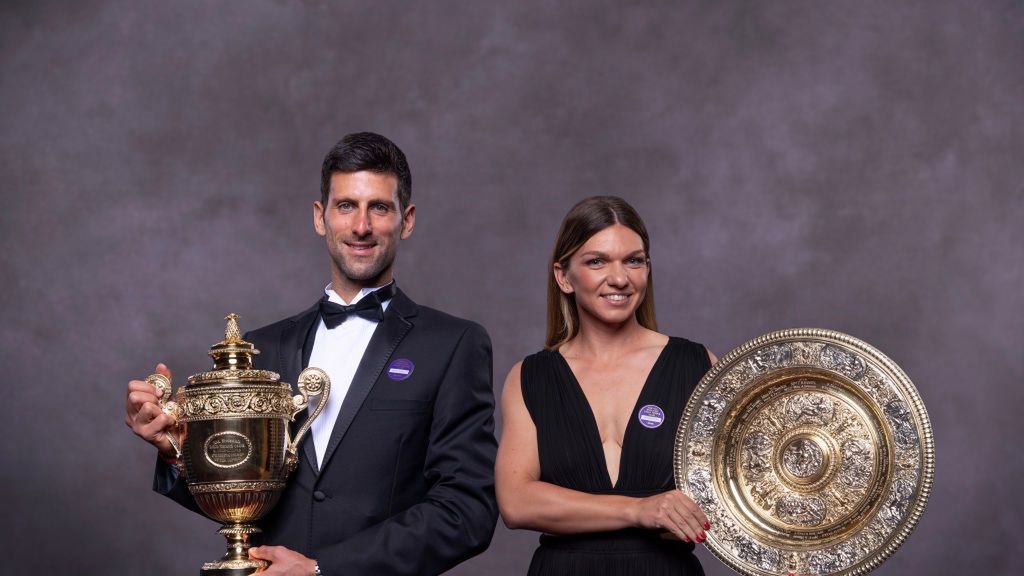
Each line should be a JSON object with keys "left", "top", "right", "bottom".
{"left": 2, "top": 1, "right": 1021, "bottom": 574}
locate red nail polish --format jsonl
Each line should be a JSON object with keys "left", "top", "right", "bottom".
{"left": 704, "top": 521, "right": 710, "bottom": 529}
{"left": 700, "top": 531, "right": 706, "bottom": 539}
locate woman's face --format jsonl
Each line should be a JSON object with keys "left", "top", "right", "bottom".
{"left": 554, "top": 224, "right": 650, "bottom": 327}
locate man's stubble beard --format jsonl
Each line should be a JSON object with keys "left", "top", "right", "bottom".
{"left": 331, "top": 250, "right": 393, "bottom": 284}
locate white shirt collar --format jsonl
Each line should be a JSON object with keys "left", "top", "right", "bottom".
{"left": 324, "top": 281, "right": 395, "bottom": 306}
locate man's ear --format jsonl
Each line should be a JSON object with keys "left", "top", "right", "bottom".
{"left": 313, "top": 201, "right": 326, "bottom": 237}
{"left": 553, "top": 262, "right": 574, "bottom": 294}
{"left": 400, "top": 204, "right": 416, "bottom": 240}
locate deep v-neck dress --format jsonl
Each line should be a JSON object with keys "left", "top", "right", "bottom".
{"left": 520, "top": 337, "right": 712, "bottom": 575}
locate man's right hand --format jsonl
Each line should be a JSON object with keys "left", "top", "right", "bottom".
{"left": 125, "top": 363, "right": 179, "bottom": 459}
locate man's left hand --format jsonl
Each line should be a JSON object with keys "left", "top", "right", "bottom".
{"left": 249, "top": 545, "right": 317, "bottom": 575}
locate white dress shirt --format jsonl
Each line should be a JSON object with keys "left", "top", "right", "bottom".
{"left": 307, "top": 283, "right": 392, "bottom": 468}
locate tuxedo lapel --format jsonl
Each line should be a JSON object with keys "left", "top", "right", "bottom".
{"left": 319, "top": 290, "right": 417, "bottom": 472}
{"left": 275, "top": 304, "right": 320, "bottom": 475}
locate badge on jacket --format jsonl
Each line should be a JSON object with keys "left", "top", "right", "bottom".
{"left": 386, "top": 358, "right": 415, "bottom": 381}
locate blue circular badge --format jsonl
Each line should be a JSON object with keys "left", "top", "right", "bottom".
{"left": 386, "top": 358, "right": 414, "bottom": 381}
{"left": 638, "top": 404, "right": 665, "bottom": 429}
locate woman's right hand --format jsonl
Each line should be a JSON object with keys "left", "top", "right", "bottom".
{"left": 630, "top": 490, "right": 710, "bottom": 543}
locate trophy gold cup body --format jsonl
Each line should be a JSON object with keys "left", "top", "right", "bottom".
{"left": 148, "top": 314, "right": 330, "bottom": 575}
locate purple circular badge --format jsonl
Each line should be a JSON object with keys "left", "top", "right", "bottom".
{"left": 386, "top": 358, "right": 414, "bottom": 381}
{"left": 637, "top": 404, "right": 665, "bottom": 429}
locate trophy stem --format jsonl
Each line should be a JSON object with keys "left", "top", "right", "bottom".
{"left": 199, "top": 523, "right": 267, "bottom": 576}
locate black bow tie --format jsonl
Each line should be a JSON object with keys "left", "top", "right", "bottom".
{"left": 318, "top": 283, "right": 396, "bottom": 328}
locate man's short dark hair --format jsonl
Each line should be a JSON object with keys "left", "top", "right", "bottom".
{"left": 320, "top": 132, "right": 412, "bottom": 213}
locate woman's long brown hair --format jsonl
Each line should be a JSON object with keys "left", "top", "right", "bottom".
{"left": 545, "top": 196, "right": 657, "bottom": 349}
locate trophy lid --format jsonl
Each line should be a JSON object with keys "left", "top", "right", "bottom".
{"left": 184, "top": 314, "right": 280, "bottom": 386}
{"left": 208, "top": 313, "right": 259, "bottom": 370}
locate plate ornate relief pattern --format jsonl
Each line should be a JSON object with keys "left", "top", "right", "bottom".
{"left": 674, "top": 329, "right": 934, "bottom": 575}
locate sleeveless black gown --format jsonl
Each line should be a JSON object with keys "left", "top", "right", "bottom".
{"left": 520, "top": 337, "right": 712, "bottom": 575}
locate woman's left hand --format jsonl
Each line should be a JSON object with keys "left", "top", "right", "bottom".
{"left": 629, "top": 489, "right": 710, "bottom": 543}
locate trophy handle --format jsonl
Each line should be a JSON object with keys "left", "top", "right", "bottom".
{"left": 288, "top": 367, "right": 331, "bottom": 458}
{"left": 146, "top": 372, "right": 184, "bottom": 460}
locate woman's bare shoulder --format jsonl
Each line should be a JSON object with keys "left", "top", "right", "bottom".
{"left": 641, "top": 328, "right": 671, "bottom": 349}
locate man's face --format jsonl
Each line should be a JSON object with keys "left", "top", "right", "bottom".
{"left": 313, "top": 171, "right": 415, "bottom": 295}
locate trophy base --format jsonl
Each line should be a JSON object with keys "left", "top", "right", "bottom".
{"left": 200, "top": 558, "right": 268, "bottom": 576}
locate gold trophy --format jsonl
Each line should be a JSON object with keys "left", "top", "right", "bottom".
{"left": 147, "top": 314, "right": 330, "bottom": 575}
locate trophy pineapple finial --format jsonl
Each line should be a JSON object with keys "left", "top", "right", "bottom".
{"left": 224, "top": 313, "right": 243, "bottom": 343}
{"left": 205, "top": 313, "right": 258, "bottom": 370}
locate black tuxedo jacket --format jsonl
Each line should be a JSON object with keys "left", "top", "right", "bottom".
{"left": 155, "top": 289, "right": 498, "bottom": 575}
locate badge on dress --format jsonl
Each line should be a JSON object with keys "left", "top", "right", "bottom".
{"left": 638, "top": 404, "right": 665, "bottom": 429}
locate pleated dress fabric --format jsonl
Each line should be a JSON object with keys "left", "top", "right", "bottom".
{"left": 520, "top": 337, "right": 712, "bottom": 576}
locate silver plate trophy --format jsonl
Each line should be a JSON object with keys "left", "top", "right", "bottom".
{"left": 674, "top": 329, "right": 934, "bottom": 576}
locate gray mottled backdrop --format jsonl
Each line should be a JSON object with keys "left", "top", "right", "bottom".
{"left": 1, "top": 1, "right": 1021, "bottom": 574}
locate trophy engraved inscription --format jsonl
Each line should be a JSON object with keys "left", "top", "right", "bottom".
{"left": 204, "top": 432, "right": 254, "bottom": 468}
{"left": 674, "top": 329, "right": 934, "bottom": 576}
{"left": 148, "top": 314, "right": 331, "bottom": 575}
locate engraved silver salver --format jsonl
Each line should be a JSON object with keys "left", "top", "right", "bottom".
{"left": 674, "top": 329, "right": 934, "bottom": 576}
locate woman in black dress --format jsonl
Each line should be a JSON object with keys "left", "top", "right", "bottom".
{"left": 496, "top": 196, "right": 715, "bottom": 575}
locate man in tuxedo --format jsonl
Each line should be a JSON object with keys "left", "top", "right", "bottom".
{"left": 125, "top": 132, "right": 498, "bottom": 575}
